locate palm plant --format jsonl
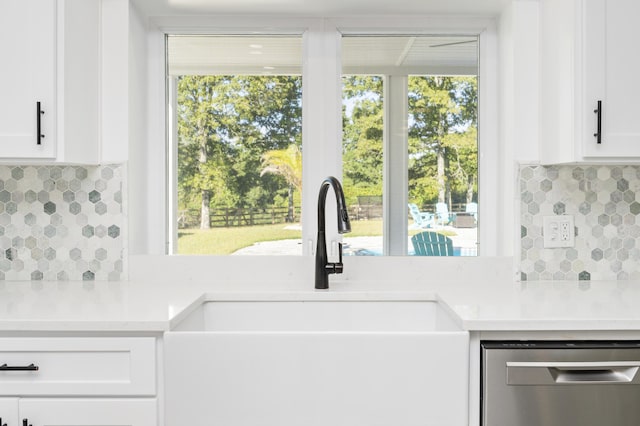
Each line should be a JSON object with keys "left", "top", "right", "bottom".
{"left": 260, "top": 144, "right": 302, "bottom": 222}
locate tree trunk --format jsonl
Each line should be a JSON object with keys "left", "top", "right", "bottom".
{"left": 200, "top": 190, "right": 211, "bottom": 229}
{"left": 444, "top": 153, "right": 451, "bottom": 210}
{"left": 286, "top": 185, "right": 294, "bottom": 222}
{"left": 198, "top": 129, "right": 210, "bottom": 230}
{"left": 466, "top": 175, "right": 475, "bottom": 204}
{"left": 437, "top": 146, "right": 446, "bottom": 203}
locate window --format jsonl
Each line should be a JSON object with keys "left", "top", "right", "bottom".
{"left": 341, "top": 74, "right": 384, "bottom": 254}
{"left": 341, "top": 35, "right": 478, "bottom": 256}
{"left": 162, "top": 21, "right": 492, "bottom": 257}
{"left": 167, "top": 35, "right": 303, "bottom": 255}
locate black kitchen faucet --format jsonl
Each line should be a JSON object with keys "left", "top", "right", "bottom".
{"left": 315, "top": 176, "right": 351, "bottom": 289}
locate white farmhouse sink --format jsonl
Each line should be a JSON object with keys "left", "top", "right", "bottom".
{"left": 165, "top": 300, "right": 469, "bottom": 426}
{"left": 171, "top": 300, "right": 462, "bottom": 332}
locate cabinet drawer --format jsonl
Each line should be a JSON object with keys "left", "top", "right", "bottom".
{"left": 0, "top": 337, "right": 155, "bottom": 396}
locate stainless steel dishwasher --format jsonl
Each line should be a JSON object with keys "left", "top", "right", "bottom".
{"left": 481, "top": 341, "right": 640, "bottom": 426}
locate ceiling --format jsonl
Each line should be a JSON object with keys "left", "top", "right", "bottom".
{"left": 168, "top": 35, "right": 302, "bottom": 75}
{"left": 168, "top": 35, "right": 478, "bottom": 76}
{"left": 342, "top": 36, "right": 478, "bottom": 75}
{"left": 133, "top": 0, "right": 509, "bottom": 17}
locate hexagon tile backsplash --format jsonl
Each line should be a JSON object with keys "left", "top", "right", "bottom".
{"left": 0, "top": 165, "right": 125, "bottom": 281}
{"left": 520, "top": 164, "right": 640, "bottom": 281}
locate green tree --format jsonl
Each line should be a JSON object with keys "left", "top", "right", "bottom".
{"left": 342, "top": 76, "right": 384, "bottom": 204}
{"left": 177, "top": 76, "right": 240, "bottom": 228}
{"left": 177, "top": 75, "right": 301, "bottom": 228}
{"left": 408, "top": 76, "right": 477, "bottom": 208}
{"left": 229, "top": 76, "right": 302, "bottom": 209}
{"left": 176, "top": 72, "right": 475, "bottom": 231}
{"left": 445, "top": 126, "right": 478, "bottom": 204}
{"left": 341, "top": 75, "right": 476, "bottom": 211}
{"left": 448, "top": 77, "right": 478, "bottom": 204}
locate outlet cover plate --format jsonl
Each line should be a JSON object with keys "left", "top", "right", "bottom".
{"left": 543, "top": 215, "right": 575, "bottom": 248}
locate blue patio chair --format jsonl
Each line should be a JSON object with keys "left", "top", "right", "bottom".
{"left": 408, "top": 203, "right": 434, "bottom": 229}
{"left": 466, "top": 202, "right": 478, "bottom": 221}
{"left": 435, "top": 202, "right": 452, "bottom": 227}
{"left": 411, "top": 231, "right": 454, "bottom": 256}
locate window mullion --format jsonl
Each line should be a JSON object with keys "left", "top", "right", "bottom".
{"left": 301, "top": 21, "right": 343, "bottom": 256}
{"left": 167, "top": 76, "right": 178, "bottom": 254}
{"left": 384, "top": 74, "right": 409, "bottom": 256}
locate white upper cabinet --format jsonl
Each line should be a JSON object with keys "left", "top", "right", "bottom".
{"left": 0, "top": 0, "right": 56, "bottom": 159}
{"left": 540, "top": 0, "right": 640, "bottom": 163}
{"left": 0, "top": 0, "right": 130, "bottom": 164}
{"left": 58, "top": 0, "right": 101, "bottom": 164}
{"left": 582, "top": 0, "right": 640, "bottom": 158}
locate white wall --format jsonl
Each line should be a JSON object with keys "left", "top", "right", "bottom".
{"left": 127, "top": 1, "right": 148, "bottom": 256}
{"left": 127, "top": 2, "right": 166, "bottom": 256}
{"left": 101, "top": 0, "right": 129, "bottom": 163}
{"left": 497, "top": 0, "right": 540, "bottom": 259}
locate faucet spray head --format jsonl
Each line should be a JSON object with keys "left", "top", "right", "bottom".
{"left": 338, "top": 207, "right": 351, "bottom": 234}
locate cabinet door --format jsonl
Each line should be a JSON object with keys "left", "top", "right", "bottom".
{"left": 0, "top": 337, "right": 156, "bottom": 397}
{"left": 0, "top": 0, "right": 56, "bottom": 158}
{"left": 0, "top": 399, "right": 18, "bottom": 426}
{"left": 19, "top": 399, "right": 156, "bottom": 426}
{"left": 583, "top": 0, "right": 640, "bottom": 158}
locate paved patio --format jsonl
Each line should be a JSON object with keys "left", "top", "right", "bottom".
{"left": 232, "top": 226, "right": 478, "bottom": 256}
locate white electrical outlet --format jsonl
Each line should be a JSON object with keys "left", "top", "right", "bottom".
{"left": 543, "top": 215, "right": 575, "bottom": 248}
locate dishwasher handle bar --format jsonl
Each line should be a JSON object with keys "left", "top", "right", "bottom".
{"left": 507, "top": 361, "right": 640, "bottom": 385}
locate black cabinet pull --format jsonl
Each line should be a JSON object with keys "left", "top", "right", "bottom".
{"left": 593, "top": 100, "right": 602, "bottom": 144}
{"left": 36, "top": 101, "right": 45, "bottom": 145}
{"left": 0, "top": 363, "right": 39, "bottom": 371}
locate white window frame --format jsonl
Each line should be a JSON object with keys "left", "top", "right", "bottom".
{"left": 142, "top": 15, "right": 498, "bottom": 256}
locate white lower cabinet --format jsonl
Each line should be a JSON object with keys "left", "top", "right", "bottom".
{"left": 21, "top": 399, "right": 156, "bottom": 426}
{"left": 0, "top": 337, "right": 158, "bottom": 426}
{"left": 0, "top": 337, "right": 156, "bottom": 396}
{"left": 0, "top": 398, "right": 156, "bottom": 426}
{"left": 0, "top": 398, "right": 19, "bottom": 426}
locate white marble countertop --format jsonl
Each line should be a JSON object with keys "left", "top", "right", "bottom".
{"left": 438, "top": 279, "right": 640, "bottom": 331}
{"left": 1, "top": 276, "right": 640, "bottom": 333}
{"left": 0, "top": 255, "right": 636, "bottom": 333}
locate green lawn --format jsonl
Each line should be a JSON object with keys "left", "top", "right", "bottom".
{"left": 178, "top": 220, "right": 385, "bottom": 255}
{"left": 177, "top": 220, "right": 455, "bottom": 255}
{"left": 178, "top": 224, "right": 302, "bottom": 255}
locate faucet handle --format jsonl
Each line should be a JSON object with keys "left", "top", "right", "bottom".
{"left": 334, "top": 243, "right": 344, "bottom": 274}
{"left": 326, "top": 244, "right": 345, "bottom": 275}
